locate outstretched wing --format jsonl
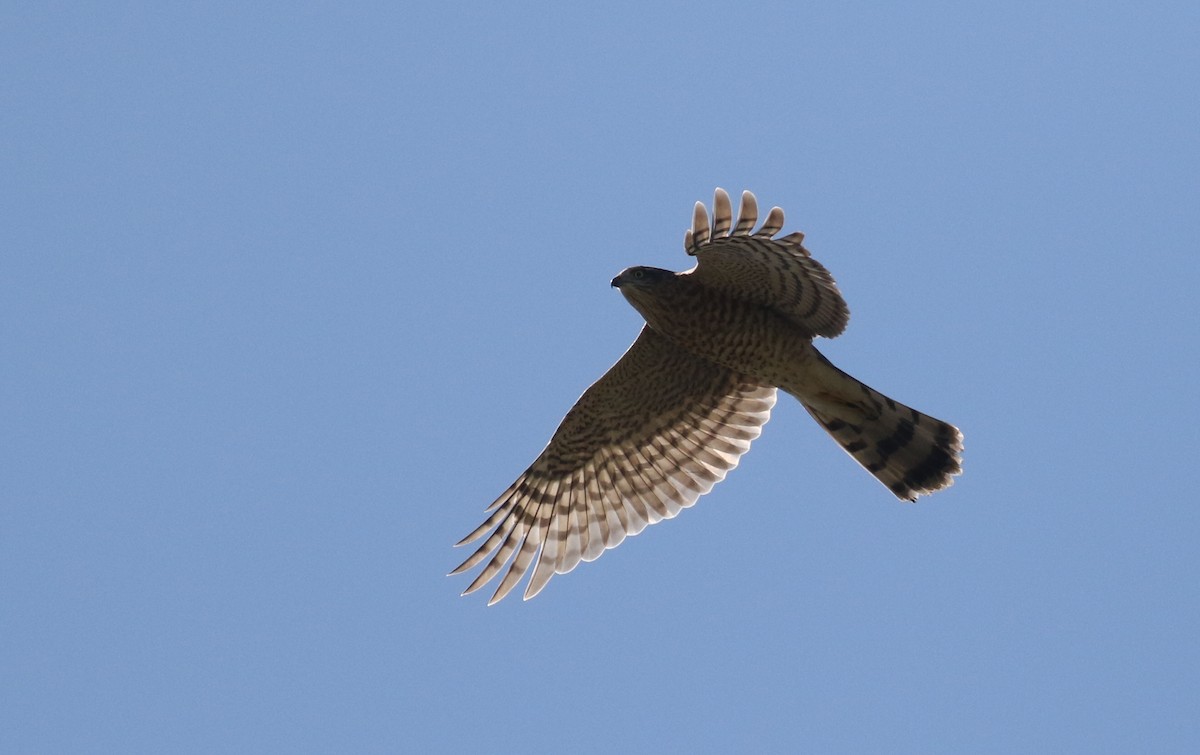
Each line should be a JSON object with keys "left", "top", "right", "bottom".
{"left": 683, "top": 188, "right": 850, "bottom": 339}
{"left": 451, "top": 325, "right": 776, "bottom": 604}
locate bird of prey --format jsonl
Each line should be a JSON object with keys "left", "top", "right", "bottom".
{"left": 452, "top": 189, "right": 962, "bottom": 604}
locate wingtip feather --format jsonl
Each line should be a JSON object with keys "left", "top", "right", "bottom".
{"left": 733, "top": 191, "right": 758, "bottom": 235}
{"left": 756, "top": 206, "right": 785, "bottom": 237}
{"left": 712, "top": 188, "right": 732, "bottom": 238}
{"left": 691, "top": 201, "right": 710, "bottom": 247}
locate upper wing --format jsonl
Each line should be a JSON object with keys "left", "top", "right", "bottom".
{"left": 683, "top": 188, "right": 850, "bottom": 339}
{"left": 451, "top": 325, "right": 776, "bottom": 604}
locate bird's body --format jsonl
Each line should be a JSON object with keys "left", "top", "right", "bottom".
{"left": 453, "top": 190, "right": 963, "bottom": 604}
{"left": 614, "top": 269, "right": 823, "bottom": 391}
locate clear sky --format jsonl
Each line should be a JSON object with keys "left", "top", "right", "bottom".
{"left": 4, "top": 2, "right": 1198, "bottom": 752}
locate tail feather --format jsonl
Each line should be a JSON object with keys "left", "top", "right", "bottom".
{"left": 797, "top": 352, "right": 962, "bottom": 500}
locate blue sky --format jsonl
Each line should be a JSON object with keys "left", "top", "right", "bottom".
{"left": 4, "top": 2, "right": 1198, "bottom": 752}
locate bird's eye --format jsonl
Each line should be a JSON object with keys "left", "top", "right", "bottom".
{"left": 633, "top": 269, "right": 646, "bottom": 280}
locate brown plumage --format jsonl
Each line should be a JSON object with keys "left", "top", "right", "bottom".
{"left": 453, "top": 189, "right": 963, "bottom": 604}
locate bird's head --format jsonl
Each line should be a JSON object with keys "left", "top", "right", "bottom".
{"left": 610, "top": 266, "right": 679, "bottom": 324}
{"left": 610, "top": 266, "right": 675, "bottom": 291}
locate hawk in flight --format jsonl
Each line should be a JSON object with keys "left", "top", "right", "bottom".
{"left": 453, "top": 189, "right": 962, "bottom": 604}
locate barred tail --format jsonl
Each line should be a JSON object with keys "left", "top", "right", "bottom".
{"left": 797, "top": 351, "right": 963, "bottom": 501}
